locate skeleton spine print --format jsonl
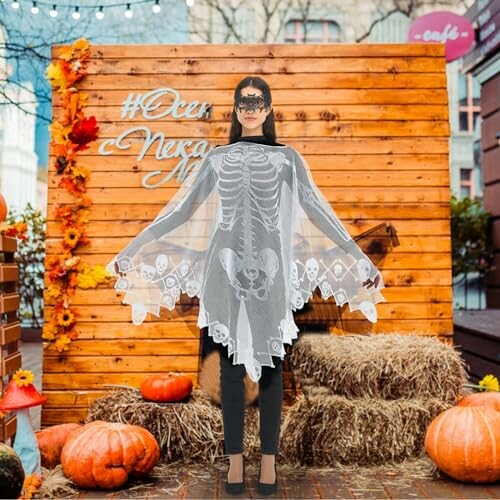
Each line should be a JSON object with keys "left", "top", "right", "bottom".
{"left": 216, "top": 145, "right": 289, "bottom": 302}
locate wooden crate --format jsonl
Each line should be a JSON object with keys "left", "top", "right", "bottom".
{"left": 0, "top": 235, "right": 21, "bottom": 442}
{"left": 43, "top": 43, "right": 452, "bottom": 425}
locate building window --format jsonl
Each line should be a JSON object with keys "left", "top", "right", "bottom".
{"left": 285, "top": 19, "right": 341, "bottom": 43}
{"left": 458, "top": 71, "right": 480, "bottom": 133}
{"left": 460, "top": 167, "right": 475, "bottom": 199}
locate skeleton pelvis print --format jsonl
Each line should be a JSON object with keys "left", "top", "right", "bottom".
{"left": 219, "top": 246, "right": 279, "bottom": 301}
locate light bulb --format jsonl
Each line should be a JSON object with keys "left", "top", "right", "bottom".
{"left": 186, "top": 0, "right": 195, "bottom": 7}
{"left": 31, "top": 1, "right": 39, "bottom": 14}
{"left": 124, "top": 4, "right": 133, "bottom": 18}
{"left": 11, "top": 1, "right": 20, "bottom": 9}
{"left": 152, "top": 0, "right": 161, "bottom": 13}
{"left": 72, "top": 6, "right": 80, "bottom": 20}
{"left": 96, "top": 6, "right": 104, "bottom": 20}
{"left": 49, "top": 5, "right": 57, "bottom": 17}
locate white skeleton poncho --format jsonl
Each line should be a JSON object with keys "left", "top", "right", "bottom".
{"left": 106, "top": 138, "right": 387, "bottom": 382}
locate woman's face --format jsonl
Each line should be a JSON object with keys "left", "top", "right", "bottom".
{"left": 234, "top": 86, "right": 271, "bottom": 136}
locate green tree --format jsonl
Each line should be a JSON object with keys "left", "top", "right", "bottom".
{"left": 6, "top": 203, "right": 46, "bottom": 328}
{"left": 450, "top": 194, "right": 495, "bottom": 280}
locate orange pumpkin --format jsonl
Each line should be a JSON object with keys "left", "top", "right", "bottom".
{"left": 140, "top": 373, "right": 193, "bottom": 402}
{"left": 36, "top": 423, "right": 81, "bottom": 468}
{"left": 424, "top": 406, "right": 500, "bottom": 483}
{"left": 61, "top": 420, "right": 160, "bottom": 489}
{"left": 0, "top": 194, "right": 7, "bottom": 222}
{"left": 457, "top": 392, "right": 500, "bottom": 412}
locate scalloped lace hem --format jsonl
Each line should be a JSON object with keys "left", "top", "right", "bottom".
{"left": 288, "top": 255, "right": 387, "bottom": 323}
{"left": 197, "top": 301, "right": 299, "bottom": 383}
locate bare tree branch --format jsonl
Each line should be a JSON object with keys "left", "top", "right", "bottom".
{"left": 356, "top": 0, "right": 417, "bottom": 43}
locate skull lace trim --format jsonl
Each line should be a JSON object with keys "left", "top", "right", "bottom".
{"left": 107, "top": 253, "right": 203, "bottom": 325}
{"left": 289, "top": 254, "right": 386, "bottom": 323}
{"left": 197, "top": 303, "right": 299, "bottom": 383}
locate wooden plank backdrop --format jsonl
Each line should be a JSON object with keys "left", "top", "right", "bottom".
{"left": 43, "top": 43, "right": 452, "bottom": 425}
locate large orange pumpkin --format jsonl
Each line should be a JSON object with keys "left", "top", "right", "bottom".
{"left": 140, "top": 373, "right": 193, "bottom": 402}
{"left": 36, "top": 423, "right": 81, "bottom": 468}
{"left": 61, "top": 420, "right": 160, "bottom": 489}
{"left": 457, "top": 392, "right": 500, "bottom": 412}
{"left": 0, "top": 194, "right": 7, "bottom": 222}
{"left": 424, "top": 406, "right": 500, "bottom": 483}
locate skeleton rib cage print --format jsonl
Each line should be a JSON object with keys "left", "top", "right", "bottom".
{"left": 106, "top": 141, "right": 387, "bottom": 382}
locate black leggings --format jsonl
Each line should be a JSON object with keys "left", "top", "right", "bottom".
{"left": 203, "top": 329, "right": 283, "bottom": 455}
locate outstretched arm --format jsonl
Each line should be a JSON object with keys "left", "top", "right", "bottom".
{"left": 291, "top": 149, "right": 359, "bottom": 255}
{"left": 289, "top": 149, "right": 381, "bottom": 289}
{"left": 116, "top": 157, "right": 217, "bottom": 260}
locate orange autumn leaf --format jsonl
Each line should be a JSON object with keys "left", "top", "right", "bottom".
{"left": 73, "top": 37, "right": 91, "bottom": 54}
{"left": 3, "top": 222, "right": 28, "bottom": 240}
{"left": 45, "top": 255, "right": 61, "bottom": 268}
{"left": 66, "top": 329, "right": 79, "bottom": 341}
{"left": 57, "top": 45, "right": 76, "bottom": 62}
{"left": 77, "top": 92, "right": 89, "bottom": 107}
{"left": 61, "top": 91, "right": 86, "bottom": 125}
{"left": 59, "top": 60, "right": 82, "bottom": 87}
{"left": 68, "top": 92, "right": 81, "bottom": 122}
{"left": 49, "top": 121, "right": 72, "bottom": 144}
{"left": 51, "top": 142, "right": 76, "bottom": 161}
{"left": 58, "top": 38, "right": 91, "bottom": 64}
{"left": 58, "top": 175, "right": 87, "bottom": 196}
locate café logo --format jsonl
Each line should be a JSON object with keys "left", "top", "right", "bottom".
{"left": 408, "top": 11, "right": 474, "bottom": 62}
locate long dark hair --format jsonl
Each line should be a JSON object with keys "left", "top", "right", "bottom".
{"left": 229, "top": 76, "right": 277, "bottom": 144}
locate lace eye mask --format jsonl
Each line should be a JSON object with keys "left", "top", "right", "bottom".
{"left": 235, "top": 94, "right": 271, "bottom": 113}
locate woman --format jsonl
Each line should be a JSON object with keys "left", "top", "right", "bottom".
{"left": 108, "top": 76, "right": 386, "bottom": 496}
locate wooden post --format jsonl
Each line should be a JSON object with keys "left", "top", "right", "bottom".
{"left": 0, "top": 235, "right": 22, "bottom": 443}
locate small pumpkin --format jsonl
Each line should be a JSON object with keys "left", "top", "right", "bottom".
{"left": 36, "top": 423, "right": 82, "bottom": 468}
{"left": 0, "top": 193, "right": 7, "bottom": 222}
{"left": 424, "top": 405, "right": 500, "bottom": 483}
{"left": 140, "top": 373, "right": 193, "bottom": 402}
{"left": 61, "top": 420, "right": 160, "bottom": 489}
{"left": 0, "top": 442, "right": 25, "bottom": 499}
{"left": 457, "top": 392, "right": 500, "bottom": 412}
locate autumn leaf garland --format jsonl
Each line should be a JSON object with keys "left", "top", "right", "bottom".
{"left": 44, "top": 38, "right": 110, "bottom": 351}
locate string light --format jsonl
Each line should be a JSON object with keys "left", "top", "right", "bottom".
{"left": 3, "top": 1, "right": 196, "bottom": 20}
{"left": 96, "top": 6, "right": 104, "bottom": 20}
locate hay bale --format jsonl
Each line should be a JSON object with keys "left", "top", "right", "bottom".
{"left": 289, "top": 333, "right": 466, "bottom": 402}
{"left": 280, "top": 388, "right": 452, "bottom": 466}
{"left": 198, "top": 350, "right": 259, "bottom": 406}
{"left": 86, "top": 387, "right": 264, "bottom": 464}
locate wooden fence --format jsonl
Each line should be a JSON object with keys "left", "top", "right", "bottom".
{"left": 43, "top": 43, "right": 451, "bottom": 425}
{"left": 0, "top": 235, "right": 21, "bottom": 441}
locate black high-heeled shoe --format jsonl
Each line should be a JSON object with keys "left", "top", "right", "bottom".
{"left": 256, "top": 461, "right": 278, "bottom": 495}
{"left": 224, "top": 456, "right": 245, "bottom": 495}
